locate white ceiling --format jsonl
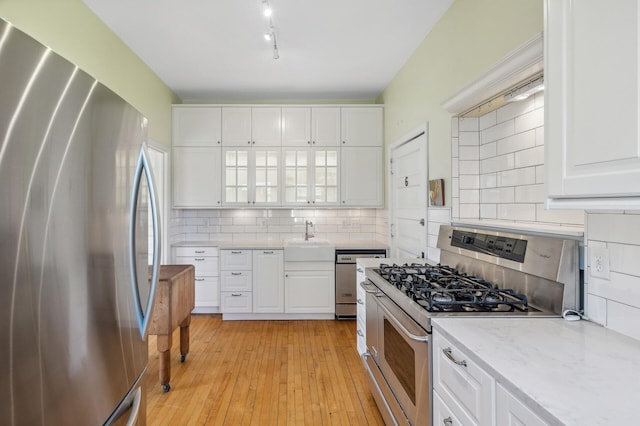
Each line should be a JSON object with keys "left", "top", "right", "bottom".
{"left": 82, "top": 0, "right": 454, "bottom": 101}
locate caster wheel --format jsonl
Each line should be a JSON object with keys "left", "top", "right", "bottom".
{"left": 162, "top": 383, "right": 171, "bottom": 393}
{"left": 181, "top": 354, "right": 186, "bottom": 363}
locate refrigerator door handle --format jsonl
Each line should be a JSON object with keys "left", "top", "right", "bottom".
{"left": 129, "top": 144, "right": 161, "bottom": 339}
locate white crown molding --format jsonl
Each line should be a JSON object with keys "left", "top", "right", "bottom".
{"left": 442, "top": 33, "right": 544, "bottom": 115}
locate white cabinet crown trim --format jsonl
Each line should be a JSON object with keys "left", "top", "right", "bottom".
{"left": 441, "top": 33, "right": 543, "bottom": 115}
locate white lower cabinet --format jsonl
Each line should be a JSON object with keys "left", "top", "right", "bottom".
{"left": 433, "top": 331, "right": 494, "bottom": 426}
{"left": 175, "top": 246, "right": 220, "bottom": 313}
{"left": 356, "top": 261, "right": 367, "bottom": 356}
{"left": 433, "top": 328, "right": 552, "bottom": 426}
{"left": 220, "top": 249, "right": 284, "bottom": 315}
{"left": 284, "top": 262, "right": 334, "bottom": 314}
{"left": 496, "top": 384, "right": 549, "bottom": 426}
{"left": 433, "top": 391, "right": 475, "bottom": 426}
{"left": 253, "top": 250, "right": 284, "bottom": 313}
{"left": 220, "top": 250, "right": 253, "bottom": 313}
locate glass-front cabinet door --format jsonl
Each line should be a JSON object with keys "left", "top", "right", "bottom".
{"left": 283, "top": 148, "right": 339, "bottom": 206}
{"left": 254, "top": 149, "right": 279, "bottom": 205}
{"left": 223, "top": 148, "right": 280, "bottom": 206}
{"left": 313, "top": 150, "right": 338, "bottom": 205}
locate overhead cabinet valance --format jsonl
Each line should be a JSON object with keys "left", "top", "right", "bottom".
{"left": 172, "top": 105, "right": 383, "bottom": 208}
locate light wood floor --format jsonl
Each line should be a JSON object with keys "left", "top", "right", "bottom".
{"left": 145, "top": 315, "right": 385, "bottom": 425}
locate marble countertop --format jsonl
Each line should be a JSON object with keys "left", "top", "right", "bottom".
{"left": 173, "top": 240, "right": 389, "bottom": 250}
{"left": 432, "top": 317, "right": 640, "bottom": 425}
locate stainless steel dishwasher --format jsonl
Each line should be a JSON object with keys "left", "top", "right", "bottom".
{"left": 335, "top": 249, "right": 386, "bottom": 319}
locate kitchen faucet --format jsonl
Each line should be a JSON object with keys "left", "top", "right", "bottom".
{"left": 304, "top": 220, "right": 314, "bottom": 241}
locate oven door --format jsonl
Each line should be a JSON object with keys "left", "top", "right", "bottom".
{"left": 375, "top": 293, "right": 430, "bottom": 426}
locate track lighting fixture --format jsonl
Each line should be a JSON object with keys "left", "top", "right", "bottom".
{"left": 260, "top": 1, "right": 279, "bottom": 60}
{"left": 262, "top": 0, "right": 272, "bottom": 17}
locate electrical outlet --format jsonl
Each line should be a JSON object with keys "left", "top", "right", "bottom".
{"left": 589, "top": 246, "right": 611, "bottom": 280}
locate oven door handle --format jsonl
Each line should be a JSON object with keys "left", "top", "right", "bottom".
{"left": 375, "top": 298, "right": 429, "bottom": 343}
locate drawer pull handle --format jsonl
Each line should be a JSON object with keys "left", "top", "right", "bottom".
{"left": 357, "top": 298, "right": 364, "bottom": 305}
{"left": 195, "top": 278, "right": 205, "bottom": 282}
{"left": 357, "top": 329, "right": 364, "bottom": 337}
{"left": 231, "top": 293, "right": 242, "bottom": 297}
{"left": 231, "top": 272, "right": 242, "bottom": 276}
{"left": 231, "top": 251, "right": 242, "bottom": 254}
{"left": 443, "top": 417, "right": 453, "bottom": 426}
{"left": 194, "top": 258, "right": 205, "bottom": 261}
{"left": 443, "top": 347, "right": 467, "bottom": 367}
{"left": 195, "top": 250, "right": 205, "bottom": 254}
{"left": 263, "top": 250, "right": 274, "bottom": 254}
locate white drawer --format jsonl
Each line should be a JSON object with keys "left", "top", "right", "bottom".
{"left": 496, "top": 384, "right": 549, "bottom": 426}
{"left": 433, "top": 332, "right": 494, "bottom": 426}
{"left": 220, "top": 250, "right": 252, "bottom": 270}
{"left": 221, "top": 291, "right": 252, "bottom": 313}
{"left": 175, "top": 246, "right": 219, "bottom": 257}
{"left": 220, "top": 270, "right": 253, "bottom": 291}
{"left": 175, "top": 256, "right": 219, "bottom": 276}
{"left": 433, "top": 390, "right": 477, "bottom": 426}
{"left": 194, "top": 276, "right": 219, "bottom": 307}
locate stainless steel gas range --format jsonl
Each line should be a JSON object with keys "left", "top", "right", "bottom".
{"left": 360, "top": 225, "right": 580, "bottom": 426}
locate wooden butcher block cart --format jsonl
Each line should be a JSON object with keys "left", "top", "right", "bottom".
{"left": 148, "top": 264, "right": 195, "bottom": 392}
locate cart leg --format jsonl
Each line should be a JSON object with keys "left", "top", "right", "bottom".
{"left": 157, "top": 333, "right": 172, "bottom": 392}
{"left": 179, "top": 315, "right": 191, "bottom": 362}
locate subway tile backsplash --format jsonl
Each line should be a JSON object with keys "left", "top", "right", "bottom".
{"left": 451, "top": 91, "right": 584, "bottom": 227}
{"left": 170, "top": 208, "right": 389, "bottom": 245}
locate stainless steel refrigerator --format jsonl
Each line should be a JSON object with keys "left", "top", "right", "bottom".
{"left": 0, "top": 18, "right": 161, "bottom": 425}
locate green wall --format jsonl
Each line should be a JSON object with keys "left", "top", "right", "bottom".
{"left": 378, "top": 0, "right": 543, "bottom": 205}
{"left": 0, "top": 0, "right": 180, "bottom": 148}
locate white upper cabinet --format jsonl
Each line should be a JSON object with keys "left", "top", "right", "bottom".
{"left": 282, "top": 107, "right": 311, "bottom": 146}
{"left": 223, "top": 107, "right": 281, "bottom": 147}
{"left": 341, "top": 147, "right": 383, "bottom": 207}
{"left": 340, "top": 106, "right": 383, "bottom": 147}
{"left": 283, "top": 148, "right": 340, "bottom": 206}
{"left": 222, "top": 147, "right": 281, "bottom": 206}
{"left": 173, "top": 106, "right": 222, "bottom": 146}
{"left": 173, "top": 147, "right": 222, "bottom": 207}
{"left": 282, "top": 107, "right": 341, "bottom": 147}
{"left": 172, "top": 105, "right": 222, "bottom": 208}
{"left": 312, "top": 107, "right": 341, "bottom": 146}
{"left": 545, "top": 0, "right": 640, "bottom": 208}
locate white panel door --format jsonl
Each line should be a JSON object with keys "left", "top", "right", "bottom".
{"left": 546, "top": 0, "right": 640, "bottom": 200}
{"left": 389, "top": 130, "right": 427, "bottom": 258}
{"left": 172, "top": 106, "right": 222, "bottom": 146}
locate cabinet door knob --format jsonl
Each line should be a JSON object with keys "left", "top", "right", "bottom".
{"left": 217, "top": 141, "right": 220, "bottom": 144}
{"left": 307, "top": 141, "right": 311, "bottom": 144}
{"left": 252, "top": 141, "right": 255, "bottom": 145}
{"left": 443, "top": 417, "right": 453, "bottom": 426}
{"left": 342, "top": 141, "right": 346, "bottom": 144}
{"left": 248, "top": 141, "right": 251, "bottom": 145}
{"left": 312, "top": 141, "right": 316, "bottom": 144}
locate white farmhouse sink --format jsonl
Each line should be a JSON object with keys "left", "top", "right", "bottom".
{"left": 284, "top": 239, "right": 334, "bottom": 261}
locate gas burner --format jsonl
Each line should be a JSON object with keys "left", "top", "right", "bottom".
{"left": 376, "top": 262, "right": 531, "bottom": 313}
